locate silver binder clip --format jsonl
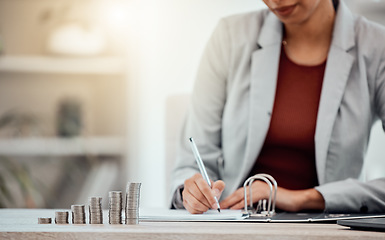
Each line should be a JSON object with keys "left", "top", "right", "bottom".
{"left": 243, "top": 173, "right": 277, "bottom": 217}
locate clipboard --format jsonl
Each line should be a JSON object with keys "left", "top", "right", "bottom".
{"left": 234, "top": 173, "right": 385, "bottom": 222}
{"left": 139, "top": 209, "right": 385, "bottom": 223}
{"left": 141, "top": 173, "right": 385, "bottom": 222}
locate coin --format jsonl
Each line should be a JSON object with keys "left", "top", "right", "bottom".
{"left": 71, "top": 204, "right": 86, "bottom": 224}
{"left": 109, "top": 191, "right": 122, "bottom": 224}
{"left": 125, "top": 182, "right": 141, "bottom": 225}
{"left": 55, "top": 211, "right": 69, "bottom": 224}
{"left": 38, "top": 217, "right": 52, "bottom": 224}
{"left": 89, "top": 197, "right": 103, "bottom": 224}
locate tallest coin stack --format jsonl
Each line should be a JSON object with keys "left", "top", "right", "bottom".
{"left": 125, "top": 182, "right": 141, "bottom": 225}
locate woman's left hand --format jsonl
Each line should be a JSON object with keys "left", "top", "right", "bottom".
{"left": 219, "top": 181, "right": 325, "bottom": 212}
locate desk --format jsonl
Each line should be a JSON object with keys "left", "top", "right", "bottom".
{"left": 0, "top": 209, "right": 384, "bottom": 240}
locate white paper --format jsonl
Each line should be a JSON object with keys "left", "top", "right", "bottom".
{"left": 139, "top": 208, "right": 247, "bottom": 221}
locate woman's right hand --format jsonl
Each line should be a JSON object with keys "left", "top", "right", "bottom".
{"left": 182, "top": 173, "right": 225, "bottom": 214}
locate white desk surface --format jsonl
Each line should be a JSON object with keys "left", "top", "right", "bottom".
{"left": 1, "top": 209, "right": 384, "bottom": 240}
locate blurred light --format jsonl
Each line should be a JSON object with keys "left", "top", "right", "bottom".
{"left": 100, "top": 1, "right": 129, "bottom": 30}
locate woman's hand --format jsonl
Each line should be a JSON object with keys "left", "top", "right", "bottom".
{"left": 182, "top": 173, "right": 225, "bottom": 214}
{"left": 220, "top": 180, "right": 325, "bottom": 212}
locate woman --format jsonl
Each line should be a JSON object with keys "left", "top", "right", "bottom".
{"left": 170, "top": 0, "right": 385, "bottom": 214}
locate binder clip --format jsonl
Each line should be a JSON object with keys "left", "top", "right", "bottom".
{"left": 243, "top": 173, "right": 277, "bottom": 217}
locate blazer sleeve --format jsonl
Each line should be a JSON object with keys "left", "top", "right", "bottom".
{"left": 315, "top": 45, "right": 385, "bottom": 213}
{"left": 169, "top": 19, "right": 231, "bottom": 207}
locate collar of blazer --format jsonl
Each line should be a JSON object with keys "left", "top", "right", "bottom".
{"left": 243, "top": 0, "right": 356, "bottom": 185}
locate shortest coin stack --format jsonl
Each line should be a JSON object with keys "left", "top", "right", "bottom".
{"left": 38, "top": 217, "right": 52, "bottom": 224}
{"left": 55, "top": 211, "right": 69, "bottom": 224}
{"left": 71, "top": 204, "right": 86, "bottom": 224}
{"left": 89, "top": 197, "right": 103, "bottom": 224}
{"left": 109, "top": 191, "right": 123, "bottom": 224}
{"left": 125, "top": 182, "right": 141, "bottom": 225}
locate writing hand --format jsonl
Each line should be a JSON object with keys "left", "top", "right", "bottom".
{"left": 182, "top": 173, "right": 225, "bottom": 214}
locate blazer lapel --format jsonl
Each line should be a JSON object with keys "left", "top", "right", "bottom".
{"left": 315, "top": 1, "right": 355, "bottom": 184}
{"left": 240, "top": 13, "right": 283, "bottom": 182}
{"left": 240, "top": 1, "right": 356, "bottom": 185}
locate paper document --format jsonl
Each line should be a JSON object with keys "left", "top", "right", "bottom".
{"left": 139, "top": 208, "right": 385, "bottom": 223}
{"left": 139, "top": 208, "right": 248, "bottom": 221}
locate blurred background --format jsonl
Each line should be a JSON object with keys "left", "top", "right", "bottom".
{"left": 0, "top": 0, "right": 384, "bottom": 209}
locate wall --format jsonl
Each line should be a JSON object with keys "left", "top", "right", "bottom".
{"left": 125, "top": 0, "right": 266, "bottom": 208}
{"left": 0, "top": 0, "right": 129, "bottom": 208}
{"left": 0, "top": 0, "right": 128, "bottom": 137}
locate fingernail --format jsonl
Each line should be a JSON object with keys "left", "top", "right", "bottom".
{"left": 212, "top": 203, "right": 218, "bottom": 209}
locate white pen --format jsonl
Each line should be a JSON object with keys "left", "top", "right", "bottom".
{"left": 189, "top": 137, "right": 221, "bottom": 212}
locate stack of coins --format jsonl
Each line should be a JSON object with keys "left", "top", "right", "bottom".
{"left": 89, "top": 197, "right": 103, "bottom": 224}
{"left": 125, "top": 182, "right": 141, "bottom": 225}
{"left": 71, "top": 204, "right": 86, "bottom": 224}
{"left": 55, "top": 211, "right": 69, "bottom": 224}
{"left": 38, "top": 217, "right": 52, "bottom": 224}
{"left": 109, "top": 191, "right": 123, "bottom": 224}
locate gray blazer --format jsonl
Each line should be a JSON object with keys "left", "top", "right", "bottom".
{"left": 171, "top": 0, "right": 385, "bottom": 213}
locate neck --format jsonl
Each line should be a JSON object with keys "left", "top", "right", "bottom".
{"left": 284, "top": 1, "right": 335, "bottom": 46}
{"left": 281, "top": 0, "right": 336, "bottom": 66}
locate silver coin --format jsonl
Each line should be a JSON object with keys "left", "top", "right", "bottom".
{"left": 124, "top": 182, "right": 141, "bottom": 225}
{"left": 71, "top": 204, "right": 86, "bottom": 224}
{"left": 89, "top": 197, "right": 103, "bottom": 224}
{"left": 55, "top": 211, "right": 69, "bottom": 224}
{"left": 125, "top": 218, "right": 139, "bottom": 225}
{"left": 108, "top": 191, "right": 123, "bottom": 224}
{"left": 38, "top": 217, "right": 52, "bottom": 224}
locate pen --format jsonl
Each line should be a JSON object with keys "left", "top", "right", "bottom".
{"left": 189, "top": 137, "right": 221, "bottom": 212}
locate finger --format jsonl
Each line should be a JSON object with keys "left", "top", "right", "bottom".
{"left": 212, "top": 180, "right": 225, "bottom": 199}
{"left": 182, "top": 188, "right": 211, "bottom": 213}
{"left": 220, "top": 187, "right": 245, "bottom": 209}
{"left": 184, "top": 174, "right": 212, "bottom": 208}
{"left": 229, "top": 199, "right": 245, "bottom": 210}
{"left": 191, "top": 179, "right": 211, "bottom": 208}
{"left": 183, "top": 197, "right": 204, "bottom": 214}
{"left": 186, "top": 181, "right": 212, "bottom": 209}
{"left": 232, "top": 181, "right": 269, "bottom": 210}
{"left": 195, "top": 177, "right": 219, "bottom": 209}
{"left": 182, "top": 174, "right": 212, "bottom": 213}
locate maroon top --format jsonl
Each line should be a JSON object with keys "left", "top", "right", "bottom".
{"left": 248, "top": 47, "right": 326, "bottom": 190}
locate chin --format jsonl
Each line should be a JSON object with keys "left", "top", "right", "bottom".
{"left": 277, "top": 14, "right": 310, "bottom": 26}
